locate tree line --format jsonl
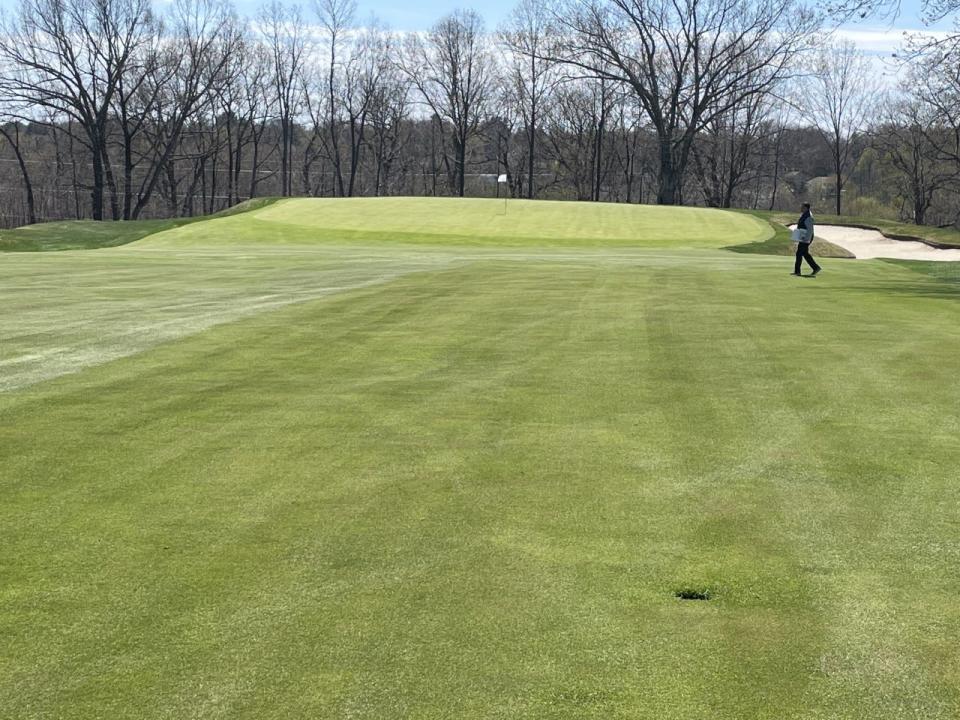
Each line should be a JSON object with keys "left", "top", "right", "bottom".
{"left": 2, "top": 0, "right": 960, "bottom": 228}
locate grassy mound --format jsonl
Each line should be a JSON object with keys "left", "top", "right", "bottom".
{"left": 138, "top": 197, "right": 773, "bottom": 248}
{"left": 0, "top": 197, "right": 281, "bottom": 252}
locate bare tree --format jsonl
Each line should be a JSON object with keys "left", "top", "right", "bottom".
{"left": 500, "top": 0, "right": 557, "bottom": 199}
{"left": 111, "top": 15, "right": 166, "bottom": 218}
{"left": 241, "top": 45, "right": 280, "bottom": 200}
{"left": 260, "top": 0, "right": 309, "bottom": 197}
{"left": 546, "top": 77, "right": 619, "bottom": 201}
{"left": 131, "top": 0, "right": 243, "bottom": 218}
{"left": 552, "top": 0, "right": 818, "bottom": 205}
{"left": 872, "top": 95, "right": 953, "bottom": 224}
{"left": 367, "top": 38, "right": 411, "bottom": 196}
{"left": 692, "top": 87, "right": 776, "bottom": 208}
{"left": 401, "top": 9, "right": 494, "bottom": 197}
{"left": 0, "top": 121, "right": 36, "bottom": 223}
{"left": 907, "top": 43, "right": 960, "bottom": 182}
{"left": 0, "top": 0, "right": 157, "bottom": 219}
{"left": 13, "top": 0, "right": 960, "bottom": 226}
{"left": 868, "top": 51, "right": 960, "bottom": 224}
{"left": 313, "top": 0, "right": 356, "bottom": 196}
{"left": 809, "top": 40, "right": 876, "bottom": 215}
{"left": 213, "top": 30, "right": 270, "bottom": 206}
{"left": 608, "top": 99, "right": 648, "bottom": 203}
{"left": 765, "top": 110, "right": 788, "bottom": 210}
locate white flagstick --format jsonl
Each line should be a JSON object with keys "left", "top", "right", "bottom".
{"left": 497, "top": 174, "right": 508, "bottom": 215}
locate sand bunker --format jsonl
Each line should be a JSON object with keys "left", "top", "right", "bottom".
{"left": 807, "top": 225, "right": 960, "bottom": 261}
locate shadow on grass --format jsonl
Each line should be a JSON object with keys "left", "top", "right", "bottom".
{"left": 725, "top": 236, "right": 853, "bottom": 259}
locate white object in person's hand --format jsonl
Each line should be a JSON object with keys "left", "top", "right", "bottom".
{"left": 791, "top": 228, "right": 804, "bottom": 242}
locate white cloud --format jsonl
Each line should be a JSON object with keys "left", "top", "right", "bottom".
{"left": 831, "top": 26, "right": 953, "bottom": 54}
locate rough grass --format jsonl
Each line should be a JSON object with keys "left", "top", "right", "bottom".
{"left": 2, "top": 198, "right": 960, "bottom": 718}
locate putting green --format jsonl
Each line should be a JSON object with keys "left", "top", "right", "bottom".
{"left": 139, "top": 196, "right": 773, "bottom": 248}
{"left": 1, "top": 199, "right": 959, "bottom": 719}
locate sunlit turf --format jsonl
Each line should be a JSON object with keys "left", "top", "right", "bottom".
{"left": 2, "top": 198, "right": 959, "bottom": 718}
{"left": 138, "top": 196, "right": 773, "bottom": 248}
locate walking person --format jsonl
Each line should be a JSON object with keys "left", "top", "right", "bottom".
{"left": 793, "top": 202, "right": 821, "bottom": 277}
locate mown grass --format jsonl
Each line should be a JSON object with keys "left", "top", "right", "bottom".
{"left": 0, "top": 197, "right": 281, "bottom": 252}
{"left": 2, "top": 198, "right": 960, "bottom": 718}
{"left": 884, "top": 257, "right": 960, "bottom": 295}
{"left": 139, "top": 197, "right": 773, "bottom": 249}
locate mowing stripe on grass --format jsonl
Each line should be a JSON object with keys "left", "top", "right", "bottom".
{"left": 3, "top": 247, "right": 960, "bottom": 717}
{"left": 2, "top": 199, "right": 960, "bottom": 718}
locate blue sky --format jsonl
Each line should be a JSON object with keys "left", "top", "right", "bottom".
{"left": 0, "top": 0, "right": 951, "bottom": 41}
{"left": 339, "top": 0, "right": 516, "bottom": 29}
{"left": 334, "top": 0, "right": 955, "bottom": 59}
{"left": 320, "top": 0, "right": 946, "bottom": 32}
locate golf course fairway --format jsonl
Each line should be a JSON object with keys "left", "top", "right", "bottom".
{"left": 1, "top": 198, "right": 958, "bottom": 718}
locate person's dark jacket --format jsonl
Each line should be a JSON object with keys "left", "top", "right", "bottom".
{"left": 797, "top": 210, "right": 814, "bottom": 243}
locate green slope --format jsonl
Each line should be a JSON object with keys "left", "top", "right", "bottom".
{"left": 0, "top": 198, "right": 281, "bottom": 252}
{"left": 138, "top": 197, "right": 773, "bottom": 249}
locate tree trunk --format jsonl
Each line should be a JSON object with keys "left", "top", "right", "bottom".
{"left": 914, "top": 190, "right": 925, "bottom": 225}
{"left": 0, "top": 125, "right": 37, "bottom": 225}
{"left": 347, "top": 114, "right": 366, "bottom": 197}
{"left": 281, "top": 117, "right": 290, "bottom": 196}
{"left": 375, "top": 132, "right": 385, "bottom": 196}
{"left": 67, "top": 124, "right": 82, "bottom": 219}
{"left": 329, "top": 40, "right": 345, "bottom": 197}
{"left": 456, "top": 135, "right": 466, "bottom": 197}
{"left": 593, "top": 85, "right": 608, "bottom": 203}
{"left": 102, "top": 145, "right": 121, "bottom": 220}
{"left": 91, "top": 147, "right": 105, "bottom": 220}
{"left": 249, "top": 138, "right": 261, "bottom": 199}
{"left": 723, "top": 131, "right": 737, "bottom": 208}
{"left": 769, "top": 129, "right": 782, "bottom": 211}
{"left": 225, "top": 114, "right": 235, "bottom": 206}
{"left": 122, "top": 130, "right": 135, "bottom": 220}
{"left": 527, "top": 54, "right": 537, "bottom": 200}
{"left": 166, "top": 161, "right": 178, "bottom": 217}
{"left": 527, "top": 119, "right": 536, "bottom": 200}
{"left": 430, "top": 121, "right": 438, "bottom": 196}
{"left": 835, "top": 168, "right": 842, "bottom": 215}
{"left": 210, "top": 153, "right": 218, "bottom": 214}
{"left": 657, "top": 142, "right": 680, "bottom": 206}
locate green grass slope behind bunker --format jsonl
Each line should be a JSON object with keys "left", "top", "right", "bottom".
{"left": 136, "top": 197, "right": 773, "bottom": 249}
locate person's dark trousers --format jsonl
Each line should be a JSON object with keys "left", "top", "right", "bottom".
{"left": 795, "top": 242, "right": 821, "bottom": 274}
